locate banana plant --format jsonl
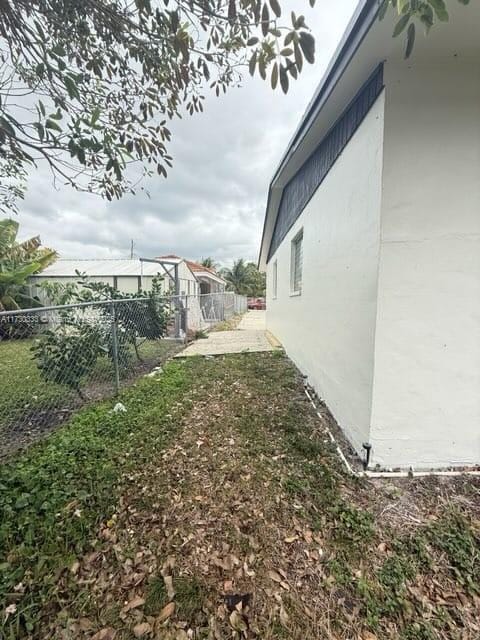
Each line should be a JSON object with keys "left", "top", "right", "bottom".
{"left": 0, "top": 218, "right": 57, "bottom": 311}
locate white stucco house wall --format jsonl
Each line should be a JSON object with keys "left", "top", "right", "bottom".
{"left": 259, "top": 0, "right": 480, "bottom": 470}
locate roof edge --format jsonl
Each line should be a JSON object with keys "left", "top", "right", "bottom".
{"left": 258, "top": 0, "right": 381, "bottom": 268}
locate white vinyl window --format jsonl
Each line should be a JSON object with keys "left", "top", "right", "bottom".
{"left": 290, "top": 230, "right": 303, "bottom": 295}
{"left": 272, "top": 260, "right": 278, "bottom": 299}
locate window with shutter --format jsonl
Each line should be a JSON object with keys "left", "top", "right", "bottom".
{"left": 291, "top": 230, "right": 303, "bottom": 295}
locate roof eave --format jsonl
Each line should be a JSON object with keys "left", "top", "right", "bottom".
{"left": 258, "top": 0, "right": 381, "bottom": 269}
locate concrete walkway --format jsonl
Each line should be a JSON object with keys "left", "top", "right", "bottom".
{"left": 237, "top": 310, "right": 266, "bottom": 331}
{"left": 178, "top": 311, "right": 276, "bottom": 357}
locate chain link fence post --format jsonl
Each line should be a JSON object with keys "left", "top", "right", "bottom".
{"left": 110, "top": 301, "right": 120, "bottom": 395}
{"left": 184, "top": 295, "right": 189, "bottom": 343}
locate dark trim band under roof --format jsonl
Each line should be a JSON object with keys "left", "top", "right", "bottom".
{"left": 259, "top": 0, "right": 381, "bottom": 267}
{"left": 267, "top": 64, "right": 384, "bottom": 262}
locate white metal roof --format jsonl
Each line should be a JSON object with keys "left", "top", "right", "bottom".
{"left": 31, "top": 259, "right": 167, "bottom": 278}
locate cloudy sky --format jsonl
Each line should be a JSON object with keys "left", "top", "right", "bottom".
{"left": 13, "top": 0, "right": 357, "bottom": 267}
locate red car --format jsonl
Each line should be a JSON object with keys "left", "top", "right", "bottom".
{"left": 247, "top": 297, "right": 266, "bottom": 310}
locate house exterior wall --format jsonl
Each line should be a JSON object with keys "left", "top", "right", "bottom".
{"left": 370, "top": 60, "right": 480, "bottom": 469}
{"left": 267, "top": 92, "right": 385, "bottom": 454}
{"left": 176, "top": 261, "right": 198, "bottom": 296}
{"left": 31, "top": 275, "right": 164, "bottom": 298}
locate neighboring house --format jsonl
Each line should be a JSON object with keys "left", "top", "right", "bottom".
{"left": 185, "top": 260, "right": 226, "bottom": 294}
{"left": 30, "top": 259, "right": 169, "bottom": 297}
{"left": 155, "top": 255, "right": 226, "bottom": 295}
{"left": 259, "top": 1, "right": 480, "bottom": 470}
{"left": 32, "top": 256, "right": 225, "bottom": 301}
{"left": 154, "top": 255, "right": 201, "bottom": 296}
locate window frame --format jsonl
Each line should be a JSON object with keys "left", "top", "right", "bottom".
{"left": 290, "top": 229, "right": 303, "bottom": 296}
{"left": 272, "top": 260, "right": 278, "bottom": 299}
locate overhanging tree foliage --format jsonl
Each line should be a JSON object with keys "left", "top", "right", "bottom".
{"left": 0, "top": 0, "right": 470, "bottom": 213}
{"left": 383, "top": 0, "right": 470, "bottom": 58}
{"left": 0, "top": 0, "right": 317, "bottom": 213}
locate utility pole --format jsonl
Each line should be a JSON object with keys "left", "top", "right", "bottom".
{"left": 130, "top": 239, "right": 134, "bottom": 259}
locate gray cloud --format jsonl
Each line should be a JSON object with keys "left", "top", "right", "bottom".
{"left": 10, "top": 1, "right": 357, "bottom": 266}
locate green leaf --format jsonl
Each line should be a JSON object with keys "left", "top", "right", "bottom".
{"left": 427, "top": 0, "right": 449, "bottom": 21}
{"left": 299, "top": 32, "right": 315, "bottom": 64}
{"left": 0, "top": 116, "right": 15, "bottom": 137}
{"left": 261, "top": 3, "right": 270, "bottom": 37}
{"left": 51, "top": 44, "right": 66, "bottom": 57}
{"left": 271, "top": 62, "right": 278, "bottom": 90}
{"left": 294, "top": 42, "right": 303, "bottom": 72}
{"left": 249, "top": 51, "right": 257, "bottom": 77}
{"left": 279, "top": 65, "right": 289, "bottom": 94}
{"left": 91, "top": 107, "right": 101, "bottom": 125}
{"left": 378, "top": 0, "right": 390, "bottom": 20}
{"left": 405, "top": 22, "right": 416, "bottom": 58}
{"left": 34, "top": 122, "right": 45, "bottom": 142}
{"left": 45, "top": 119, "right": 62, "bottom": 132}
{"left": 393, "top": 13, "right": 410, "bottom": 37}
{"left": 269, "top": 0, "right": 281, "bottom": 18}
{"left": 64, "top": 75, "right": 79, "bottom": 100}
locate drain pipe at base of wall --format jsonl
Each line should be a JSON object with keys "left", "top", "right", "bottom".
{"left": 303, "top": 388, "right": 480, "bottom": 479}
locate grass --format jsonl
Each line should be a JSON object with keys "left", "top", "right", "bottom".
{"left": 0, "top": 337, "right": 182, "bottom": 457}
{"left": 0, "top": 360, "right": 196, "bottom": 638}
{"left": 210, "top": 313, "right": 244, "bottom": 332}
{"left": 0, "top": 339, "right": 68, "bottom": 430}
{"left": 0, "top": 352, "right": 478, "bottom": 639}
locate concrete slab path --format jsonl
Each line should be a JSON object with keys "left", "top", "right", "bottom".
{"left": 237, "top": 310, "right": 266, "bottom": 331}
{"left": 177, "top": 311, "right": 276, "bottom": 357}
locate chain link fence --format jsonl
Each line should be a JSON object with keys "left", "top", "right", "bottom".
{"left": 187, "top": 292, "right": 248, "bottom": 330}
{"left": 0, "top": 292, "right": 247, "bottom": 459}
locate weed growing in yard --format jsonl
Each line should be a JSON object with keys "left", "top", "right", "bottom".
{"left": 175, "top": 576, "right": 205, "bottom": 620}
{"left": 428, "top": 509, "right": 479, "bottom": 593}
{"left": 144, "top": 576, "right": 168, "bottom": 616}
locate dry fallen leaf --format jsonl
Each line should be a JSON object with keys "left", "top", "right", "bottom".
{"left": 91, "top": 629, "right": 116, "bottom": 640}
{"left": 229, "top": 610, "right": 248, "bottom": 632}
{"left": 279, "top": 604, "right": 289, "bottom": 627}
{"left": 363, "top": 632, "right": 378, "bottom": 640}
{"left": 70, "top": 560, "right": 80, "bottom": 575}
{"left": 133, "top": 622, "right": 151, "bottom": 637}
{"left": 78, "top": 618, "right": 94, "bottom": 631}
{"left": 268, "top": 570, "right": 283, "bottom": 583}
{"left": 163, "top": 575, "right": 175, "bottom": 601}
{"left": 157, "top": 601, "right": 175, "bottom": 623}
{"left": 123, "top": 595, "right": 145, "bottom": 612}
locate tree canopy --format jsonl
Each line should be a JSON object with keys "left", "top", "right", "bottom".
{"left": 221, "top": 258, "right": 265, "bottom": 297}
{"left": 0, "top": 0, "right": 317, "bottom": 213}
{"left": 0, "top": 0, "right": 470, "bottom": 213}
{"left": 200, "top": 257, "right": 219, "bottom": 270}
{"left": 0, "top": 218, "right": 57, "bottom": 311}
